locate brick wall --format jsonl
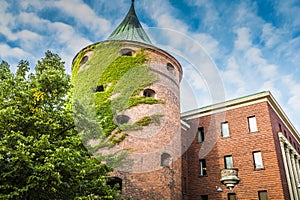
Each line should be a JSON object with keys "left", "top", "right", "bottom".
{"left": 184, "top": 101, "right": 287, "bottom": 199}
{"left": 111, "top": 42, "right": 183, "bottom": 199}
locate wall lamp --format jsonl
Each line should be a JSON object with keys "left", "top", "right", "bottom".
{"left": 216, "top": 186, "right": 223, "bottom": 192}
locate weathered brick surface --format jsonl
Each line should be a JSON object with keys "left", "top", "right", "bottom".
{"left": 112, "top": 42, "right": 183, "bottom": 199}
{"left": 183, "top": 101, "right": 294, "bottom": 200}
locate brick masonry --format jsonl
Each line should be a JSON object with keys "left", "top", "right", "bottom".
{"left": 111, "top": 42, "right": 183, "bottom": 200}
{"left": 182, "top": 100, "right": 299, "bottom": 200}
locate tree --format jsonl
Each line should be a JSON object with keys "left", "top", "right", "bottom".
{"left": 0, "top": 51, "right": 120, "bottom": 199}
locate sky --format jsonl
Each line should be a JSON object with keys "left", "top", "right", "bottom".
{"left": 0, "top": 0, "right": 300, "bottom": 133}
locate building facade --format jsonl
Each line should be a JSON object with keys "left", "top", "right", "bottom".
{"left": 181, "top": 91, "right": 300, "bottom": 200}
{"left": 71, "top": 1, "right": 300, "bottom": 199}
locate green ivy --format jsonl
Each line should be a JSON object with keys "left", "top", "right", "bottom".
{"left": 72, "top": 42, "right": 164, "bottom": 149}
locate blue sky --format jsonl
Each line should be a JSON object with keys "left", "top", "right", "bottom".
{"left": 1, "top": 0, "right": 300, "bottom": 133}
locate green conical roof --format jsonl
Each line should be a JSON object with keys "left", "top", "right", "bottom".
{"left": 108, "top": 1, "right": 152, "bottom": 44}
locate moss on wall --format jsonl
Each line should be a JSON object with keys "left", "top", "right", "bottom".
{"left": 72, "top": 42, "right": 163, "bottom": 148}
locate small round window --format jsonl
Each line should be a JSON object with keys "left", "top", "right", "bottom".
{"left": 81, "top": 55, "right": 89, "bottom": 65}
{"left": 95, "top": 85, "right": 104, "bottom": 92}
{"left": 115, "top": 115, "right": 130, "bottom": 124}
{"left": 143, "top": 89, "right": 156, "bottom": 98}
{"left": 161, "top": 152, "right": 172, "bottom": 167}
{"left": 119, "top": 48, "right": 134, "bottom": 56}
{"left": 167, "top": 63, "right": 175, "bottom": 72}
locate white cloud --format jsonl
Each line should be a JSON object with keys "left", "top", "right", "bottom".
{"left": 20, "top": 0, "right": 44, "bottom": 9}
{"left": 234, "top": 28, "right": 252, "bottom": 50}
{"left": 187, "top": 0, "right": 219, "bottom": 28}
{"left": 1, "top": 3, "right": 93, "bottom": 70}
{"left": 0, "top": 1, "right": 11, "bottom": 26}
{"left": 261, "top": 23, "right": 281, "bottom": 48}
{"left": 282, "top": 76, "right": 300, "bottom": 109}
{"left": 281, "top": 75, "right": 300, "bottom": 131}
{"left": 53, "top": 0, "right": 111, "bottom": 35}
{"left": 0, "top": 43, "right": 32, "bottom": 60}
{"left": 259, "top": 80, "right": 282, "bottom": 100}
{"left": 276, "top": 1, "right": 300, "bottom": 29}
{"left": 221, "top": 56, "right": 245, "bottom": 90}
{"left": 0, "top": 1, "right": 17, "bottom": 41}
{"left": 16, "top": 30, "right": 44, "bottom": 50}
{"left": 18, "top": 12, "right": 49, "bottom": 30}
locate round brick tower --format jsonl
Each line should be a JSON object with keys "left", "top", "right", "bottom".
{"left": 72, "top": 1, "right": 183, "bottom": 199}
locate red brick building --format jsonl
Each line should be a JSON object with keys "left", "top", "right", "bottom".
{"left": 181, "top": 91, "right": 300, "bottom": 200}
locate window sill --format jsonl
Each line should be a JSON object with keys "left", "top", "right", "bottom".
{"left": 249, "top": 131, "right": 259, "bottom": 133}
{"left": 254, "top": 167, "right": 265, "bottom": 171}
{"left": 221, "top": 136, "right": 230, "bottom": 139}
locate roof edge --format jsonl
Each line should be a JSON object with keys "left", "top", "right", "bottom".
{"left": 181, "top": 91, "right": 300, "bottom": 142}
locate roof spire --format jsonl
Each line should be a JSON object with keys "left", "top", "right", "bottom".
{"left": 107, "top": 0, "right": 152, "bottom": 44}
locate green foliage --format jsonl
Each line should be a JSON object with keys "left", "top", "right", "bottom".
{"left": 71, "top": 43, "right": 97, "bottom": 83}
{"left": 72, "top": 42, "right": 163, "bottom": 151}
{"left": 127, "top": 96, "right": 164, "bottom": 108}
{"left": 120, "top": 115, "right": 163, "bottom": 131}
{"left": 0, "top": 52, "right": 120, "bottom": 199}
{"left": 134, "top": 116, "right": 152, "bottom": 126}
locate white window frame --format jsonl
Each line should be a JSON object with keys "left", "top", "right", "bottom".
{"left": 248, "top": 116, "right": 258, "bottom": 132}
{"left": 224, "top": 155, "right": 233, "bottom": 169}
{"left": 221, "top": 122, "right": 230, "bottom": 137}
{"left": 253, "top": 151, "right": 264, "bottom": 169}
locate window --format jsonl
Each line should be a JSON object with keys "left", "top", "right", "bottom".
{"left": 228, "top": 193, "right": 237, "bottom": 200}
{"left": 167, "top": 63, "right": 175, "bottom": 72}
{"left": 201, "top": 195, "right": 208, "bottom": 200}
{"left": 119, "top": 48, "right": 134, "bottom": 56}
{"left": 221, "top": 122, "right": 230, "bottom": 137}
{"left": 161, "top": 152, "right": 172, "bottom": 167}
{"left": 224, "top": 155, "right": 233, "bottom": 169}
{"left": 199, "top": 159, "right": 207, "bottom": 176}
{"left": 107, "top": 177, "right": 122, "bottom": 191}
{"left": 143, "top": 89, "right": 156, "bottom": 98}
{"left": 115, "top": 115, "right": 130, "bottom": 124}
{"left": 258, "top": 190, "right": 268, "bottom": 200}
{"left": 198, "top": 127, "right": 204, "bottom": 143}
{"left": 183, "top": 177, "right": 187, "bottom": 193}
{"left": 248, "top": 116, "right": 258, "bottom": 132}
{"left": 278, "top": 123, "right": 282, "bottom": 132}
{"left": 80, "top": 55, "right": 89, "bottom": 64}
{"left": 253, "top": 151, "right": 264, "bottom": 169}
{"left": 95, "top": 85, "right": 104, "bottom": 92}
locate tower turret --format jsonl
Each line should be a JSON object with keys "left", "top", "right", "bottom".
{"left": 72, "top": 1, "right": 183, "bottom": 199}
{"left": 108, "top": 0, "right": 152, "bottom": 44}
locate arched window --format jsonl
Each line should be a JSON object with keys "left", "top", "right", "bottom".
{"left": 143, "top": 89, "right": 156, "bottom": 98}
{"left": 81, "top": 55, "right": 89, "bottom": 65}
{"left": 115, "top": 115, "right": 130, "bottom": 124}
{"left": 167, "top": 63, "right": 175, "bottom": 72}
{"left": 95, "top": 85, "right": 104, "bottom": 92}
{"left": 107, "top": 177, "right": 122, "bottom": 191}
{"left": 161, "top": 152, "right": 172, "bottom": 167}
{"left": 119, "top": 48, "right": 134, "bottom": 56}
